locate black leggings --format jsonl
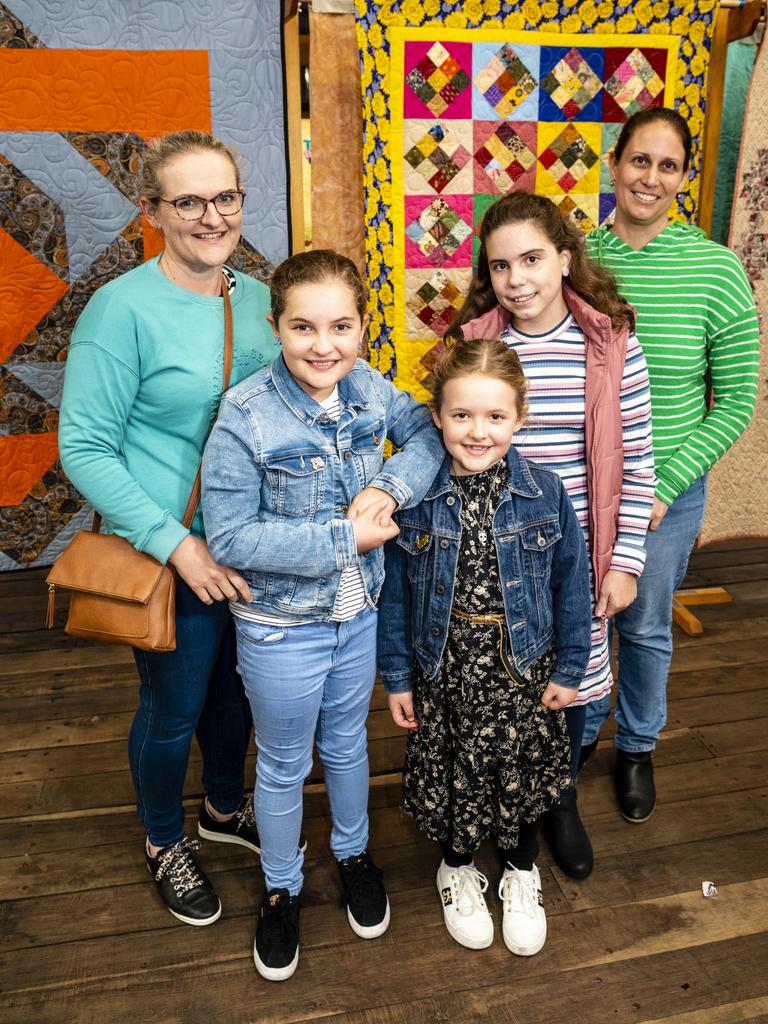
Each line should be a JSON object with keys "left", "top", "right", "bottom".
{"left": 441, "top": 818, "right": 539, "bottom": 873}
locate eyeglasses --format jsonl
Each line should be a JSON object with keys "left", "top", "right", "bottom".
{"left": 156, "top": 190, "right": 246, "bottom": 221}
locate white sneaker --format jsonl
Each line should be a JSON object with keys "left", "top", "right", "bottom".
{"left": 436, "top": 860, "right": 493, "bottom": 950}
{"left": 498, "top": 863, "right": 546, "bottom": 956}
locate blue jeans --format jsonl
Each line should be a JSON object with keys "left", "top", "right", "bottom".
{"left": 236, "top": 606, "right": 377, "bottom": 895}
{"left": 129, "top": 578, "right": 253, "bottom": 848}
{"left": 583, "top": 477, "right": 707, "bottom": 753}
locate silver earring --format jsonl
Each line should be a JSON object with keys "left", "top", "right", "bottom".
{"left": 563, "top": 267, "right": 570, "bottom": 277}
{"left": 609, "top": 178, "right": 615, "bottom": 187}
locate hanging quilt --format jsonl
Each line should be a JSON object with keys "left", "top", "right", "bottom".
{"left": 0, "top": 0, "right": 290, "bottom": 570}
{"left": 355, "top": 1, "right": 718, "bottom": 399}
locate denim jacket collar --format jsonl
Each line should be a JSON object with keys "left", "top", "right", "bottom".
{"left": 424, "top": 446, "right": 543, "bottom": 502}
{"left": 270, "top": 354, "right": 371, "bottom": 426}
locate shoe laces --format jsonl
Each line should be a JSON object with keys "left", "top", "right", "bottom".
{"left": 262, "top": 890, "right": 299, "bottom": 942}
{"left": 154, "top": 837, "right": 206, "bottom": 896}
{"left": 338, "top": 851, "right": 383, "bottom": 905}
{"left": 232, "top": 794, "right": 256, "bottom": 834}
{"left": 498, "top": 867, "right": 539, "bottom": 919}
{"left": 450, "top": 864, "right": 489, "bottom": 917}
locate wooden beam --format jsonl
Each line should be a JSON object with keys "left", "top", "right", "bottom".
{"left": 283, "top": 11, "right": 305, "bottom": 253}
{"left": 698, "top": 0, "right": 761, "bottom": 236}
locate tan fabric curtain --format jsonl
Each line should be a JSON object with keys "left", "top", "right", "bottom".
{"left": 309, "top": 10, "right": 365, "bottom": 274}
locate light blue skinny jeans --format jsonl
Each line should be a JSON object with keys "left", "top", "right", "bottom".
{"left": 235, "top": 606, "right": 377, "bottom": 895}
{"left": 583, "top": 476, "right": 708, "bottom": 753}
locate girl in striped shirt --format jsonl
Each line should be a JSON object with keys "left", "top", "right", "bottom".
{"left": 447, "top": 191, "right": 656, "bottom": 880}
{"left": 583, "top": 108, "right": 759, "bottom": 825}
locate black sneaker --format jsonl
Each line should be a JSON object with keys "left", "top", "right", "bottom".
{"left": 253, "top": 888, "right": 301, "bottom": 982}
{"left": 146, "top": 836, "right": 221, "bottom": 926}
{"left": 197, "top": 794, "right": 308, "bottom": 855}
{"left": 337, "top": 849, "right": 390, "bottom": 939}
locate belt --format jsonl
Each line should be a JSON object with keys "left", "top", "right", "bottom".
{"left": 450, "top": 605, "right": 524, "bottom": 687}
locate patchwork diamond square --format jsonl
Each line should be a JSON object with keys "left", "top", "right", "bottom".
{"left": 408, "top": 270, "right": 465, "bottom": 336}
{"left": 539, "top": 123, "right": 599, "bottom": 191}
{"left": 404, "top": 125, "right": 472, "bottom": 193}
{"left": 541, "top": 48, "right": 602, "bottom": 119}
{"left": 406, "top": 42, "right": 471, "bottom": 117}
{"left": 553, "top": 194, "right": 598, "bottom": 234}
{"left": 474, "top": 44, "right": 537, "bottom": 118}
{"left": 605, "top": 48, "right": 665, "bottom": 116}
{"left": 406, "top": 199, "right": 473, "bottom": 266}
{"left": 475, "top": 123, "right": 536, "bottom": 193}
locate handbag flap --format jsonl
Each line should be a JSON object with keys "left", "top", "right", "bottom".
{"left": 46, "top": 531, "right": 169, "bottom": 604}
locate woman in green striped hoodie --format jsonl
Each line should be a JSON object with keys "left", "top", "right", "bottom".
{"left": 582, "top": 108, "right": 760, "bottom": 822}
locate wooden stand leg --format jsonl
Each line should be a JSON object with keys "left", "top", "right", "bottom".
{"left": 672, "top": 587, "right": 732, "bottom": 637}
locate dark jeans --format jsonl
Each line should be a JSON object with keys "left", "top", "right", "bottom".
{"left": 564, "top": 703, "right": 586, "bottom": 782}
{"left": 128, "top": 578, "right": 252, "bottom": 848}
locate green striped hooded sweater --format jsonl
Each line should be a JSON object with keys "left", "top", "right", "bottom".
{"left": 586, "top": 222, "right": 760, "bottom": 507}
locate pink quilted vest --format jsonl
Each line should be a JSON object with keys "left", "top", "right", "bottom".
{"left": 458, "top": 285, "right": 630, "bottom": 596}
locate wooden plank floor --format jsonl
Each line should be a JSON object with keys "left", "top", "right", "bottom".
{"left": 1, "top": 542, "right": 767, "bottom": 1024}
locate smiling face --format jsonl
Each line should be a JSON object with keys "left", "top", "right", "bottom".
{"left": 609, "top": 120, "right": 688, "bottom": 242}
{"left": 269, "top": 279, "right": 367, "bottom": 403}
{"left": 432, "top": 373, "right": 524, "bottom": 476}
{"left": 484, "top": 221, "right": 570, "bottom": 335}
{"left": 141, "top": 149, "right": 242, "bottom": 281}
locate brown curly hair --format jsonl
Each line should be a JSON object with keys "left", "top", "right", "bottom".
{"left": 448, "top": 191, "right": 633, "bottom": 340}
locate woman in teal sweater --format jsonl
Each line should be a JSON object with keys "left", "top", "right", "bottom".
{"left": 582, "top": 109, "right": 759, "bottom": 821}
{"left": 59, "top": 131, "right": 276, "bottom": 925}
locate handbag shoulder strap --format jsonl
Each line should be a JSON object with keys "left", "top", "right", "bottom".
{"left": 92, "top": 273, "right": 235, "bottom": 535}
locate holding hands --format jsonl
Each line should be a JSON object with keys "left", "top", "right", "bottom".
{"left": 347, "top": 485, "right": 399, "bottom": 553}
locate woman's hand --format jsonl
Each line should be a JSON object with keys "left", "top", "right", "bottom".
{"left": 168, "top": 535, "right": 252, "bottom": 605}
{"left": 648, "top": 497, "right": 670, "bottom": 532}
{"left": 388, "top": 691, "right": 419, "bottom": 730}
{"left": 540, "top": 682, "right": 578, "bottom": 711}
{"left": 348, "top": 486, "right": 397, "bottom": 524}
{"left": 594, "top": 568, "right": 637, "bottom": 619}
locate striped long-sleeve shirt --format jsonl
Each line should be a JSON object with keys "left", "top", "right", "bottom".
{"left": 501, "top": 314, "right": 655, "bottom": 704}
{"left": 587, "top": 222, "right": 760, "bottom": 507}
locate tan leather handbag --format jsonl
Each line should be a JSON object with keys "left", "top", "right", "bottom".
{"left": 45, "top": 278, "right": 234, "bottom": 652}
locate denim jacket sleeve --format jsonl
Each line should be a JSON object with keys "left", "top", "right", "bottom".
{"left": 366, "top": 369, "right": 444, "bottom": 510}
{"left": 548, "top": 483, "right": 593, "bottom": 688}
{"left": 376, "top": 532, "right": 414, "bottom": 693}
{"left": 202, "top": 397, "right": 357, "bottom": 576}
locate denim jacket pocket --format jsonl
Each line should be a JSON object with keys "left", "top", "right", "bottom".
{"left": 396, "top": 526, "right": 433, "bottom": 576}
{"left": 520, "top": 519, "right": 562, "bottom": 578}
{"left": 264, "top": 453, "right": 325, "bottom": 519}
{"left": 350, "top": 418, "right": 386, "bottom": 488}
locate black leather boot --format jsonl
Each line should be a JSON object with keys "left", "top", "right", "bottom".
{"left": 616, "top": 749, "right": 655, "bottom": 822}
{"left": 542, "top": 788, "right": 593, "bottom": 879}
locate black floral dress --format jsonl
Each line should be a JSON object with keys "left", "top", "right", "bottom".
{"left": 402, "top": 461, "right": 572, "bottom": 854}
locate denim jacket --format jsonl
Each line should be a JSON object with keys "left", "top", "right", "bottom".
{"left": 377, "top": 447, "right": 593, "bottom": 693}
{"left": 202, "top": 354, "right": 443, "bottom": 622}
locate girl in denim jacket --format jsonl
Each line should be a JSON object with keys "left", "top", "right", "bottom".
{"left": 378, "top": 339, "right": 592, "bottom": 957}
{"left": 442, "top": 193, "right": 655, "bottom": 882}
{"left": 202, "top": 250, "right": 443, "bottom": 982}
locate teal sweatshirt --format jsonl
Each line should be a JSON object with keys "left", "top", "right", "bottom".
{"left": 586, "top": 223, "right": 760, "bottom": 506}
{"left": 58, "top": 258, "right": 275, "bottom": 563}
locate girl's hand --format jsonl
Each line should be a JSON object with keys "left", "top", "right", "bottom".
{"left": 594, "top": 568, "right": 637, "bottom": 619}
{"left": 540, "top": 682, "right": 578, "bottom": 711}
{"left": 388, "top": 691, "right": 418, "bottom": 730}
{"left": 348, "top": 486, "right": 397, "bottom": 524}
{"left": 352, "top": 498, "right": 399, "bottom": 553}
{"left": 648, "top": 497, "right": 670, "bottom": 532}
{"left": 168, "top": 535, "right": 252, "bottom": 605}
